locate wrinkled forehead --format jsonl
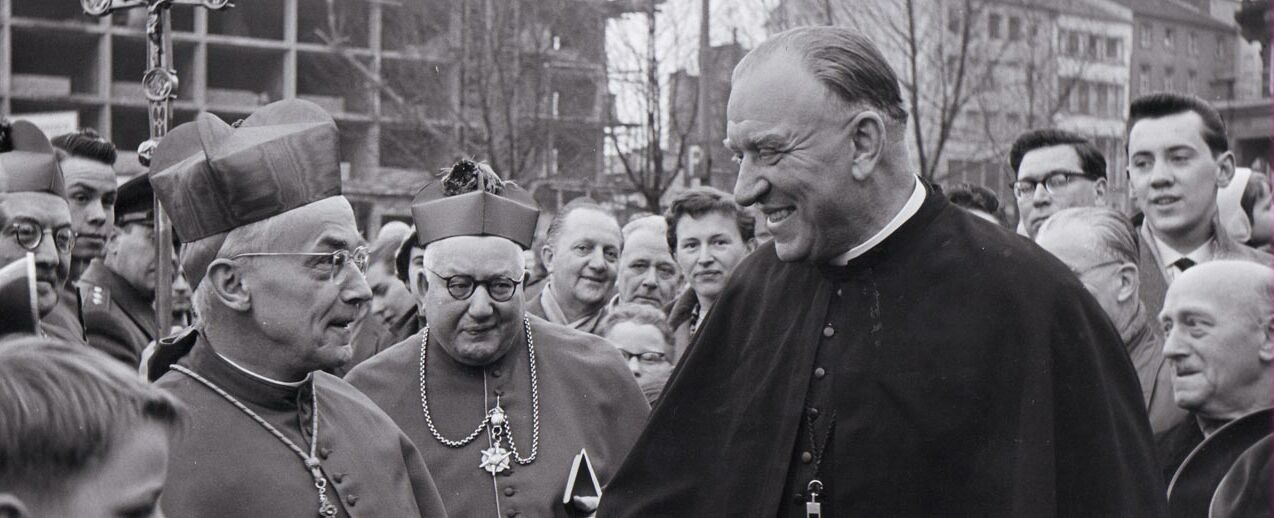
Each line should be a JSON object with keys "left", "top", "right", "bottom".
{"left": 623, "top": 228, "right": 672, "bottom": 254}
{"left": 0, "top": 192, "right": 72, "bottom": 225}
{"left": 561, "top": 209, "right": 621, "bottom": 242}
{"left": 430, "top": 235, "right": 523, "bottom": 275}
{"left": 282, "top": 197, "right": 364, "bottom": 251}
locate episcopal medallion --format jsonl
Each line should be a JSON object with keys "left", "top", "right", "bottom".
{"left": 480, "top": 445, "right": 512, "bottom": 475}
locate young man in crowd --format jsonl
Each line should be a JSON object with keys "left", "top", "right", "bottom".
{"left": 1126, "top": 93, "right": 1272, "bottom": 318}
{"left": 1009, "top": 128, "right": 1108, "bottom": 238}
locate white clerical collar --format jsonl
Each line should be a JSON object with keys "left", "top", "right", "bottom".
{"left": 831, "top": 177, "right": 926, "bottom": 266}
{"left": 217, "top": 352, "right": 310, "bottom": 387}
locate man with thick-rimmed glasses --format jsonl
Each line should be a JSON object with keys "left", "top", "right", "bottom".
{"left": 146, "top": 99, "right": 447, "bottom": 518}
{"left": 1009, "top": 128, "right": 1109, "bottom": 238}
{"left": 347, "top": 159, "right": 648, "bottom": 518}
{"left": 0, "top": 119, "right": 83, "bottom": 344}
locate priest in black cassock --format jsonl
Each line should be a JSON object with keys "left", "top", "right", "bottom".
{"left": 598, "top": 27, "right": 1167, "bottom": 517}
{"left": 149, "top": 99, "right": 448, "bottom": 517}
{"left": 346, "top": 160, "right": 649, "bottom": 517}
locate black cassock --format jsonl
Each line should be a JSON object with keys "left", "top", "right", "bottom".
{"left": 598, "top": 183, "right": 1167, "bottom": 517}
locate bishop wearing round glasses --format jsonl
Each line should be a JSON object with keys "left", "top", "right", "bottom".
{"left": 346, "top": 159, "right": 650, "bottom": 517}
{"left": 147, "top": 99, "right": 448, "bottom": 518}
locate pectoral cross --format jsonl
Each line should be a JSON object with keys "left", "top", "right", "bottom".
{"left": 80, "top": 0, "right": 234, "bottom": 335}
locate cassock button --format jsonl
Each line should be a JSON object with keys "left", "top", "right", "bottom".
{"left": 793, "top": 493, "right": 804, "bottom": 504}
{"left": 813, "top": 367, "right": 826, "bottom": 379}
{"left": 345, "top": 494, "right": 358, "bottom": 506}
{"left": 506, "top": 511, "right": 520, "bottom": 518}
{"left": 801, "top": 451, "right": 813, "bottom": 463}
{"left": 808, "top": 407, "right": 820, "bottom": 420}
{"left": 319, "top": 447, "right": 332, "bottom": 459}
{"left": 504, "top": 487, "right": 516, "bottom": 496}
{"left": 492, "top": 368, "right": 502, "bottom": 378}
{"left": 823, "top": 325, "right": 835, "bottom": 338}
{"left": 332, "top": 473, "right": 345, "bottom": 483}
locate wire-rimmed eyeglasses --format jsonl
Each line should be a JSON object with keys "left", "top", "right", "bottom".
{"left": 4, "top": 221, "right": 75, "bottom": 254}
{"left": 231, "top": 246, "right": 370, "bottom": 282}
{"left": 425, "top": 268, "right": 525, "bottom": 302}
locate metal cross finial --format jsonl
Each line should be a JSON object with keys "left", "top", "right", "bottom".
{"left": 81, "top": 0, "right": 235, "bottom": 339}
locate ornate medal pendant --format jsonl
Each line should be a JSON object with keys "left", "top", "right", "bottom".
{"left": 480, "top": 444, "right": 512, "bottom": 475}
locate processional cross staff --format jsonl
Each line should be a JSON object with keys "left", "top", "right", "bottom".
{"left": 80, "top": 0, "right": 233, "bottom": 335}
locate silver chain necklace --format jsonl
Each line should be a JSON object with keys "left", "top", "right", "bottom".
{"left": 171, "top": 364, "right": 339, "bottom": 517}
{"left": 418, "top": 316, "right": 540, "bottom": 475}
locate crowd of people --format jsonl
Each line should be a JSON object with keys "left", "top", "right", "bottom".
{"left": 0, "top": 25, "right": 1269, "bottom": 518}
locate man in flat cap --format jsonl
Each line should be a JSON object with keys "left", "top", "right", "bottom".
{"left": 346, "top": 160, "right": 648, "bottom": 517}
{"left": 0, "top": 120, "right": 83, "bottom": 343}
{"left": 148, "top": 99, "right": 447, "bottom": 518}
{"left": 74, "top": 173, "right": 173, "bottom": 367}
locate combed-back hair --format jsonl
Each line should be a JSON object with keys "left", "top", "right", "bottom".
{"left": 736, "top": 26, "right": 908, "bottom": 123}
{"left": 663, "top": 186, "right": 755, "bottom": 251}
{"left": 1008, "top": 129, "right": 1108, "bottom": 181}
{"left": 622, "top": 215, "right": 667, "bottom": 241}
{"left": 543, "top": 197, "right": 616, "bottom": 250}
{"left": 945, "top": 183, "right": 1001, "bottom": 215}
{"left": 0, "top": 336, "right": 183, "bottom": 493}
{"left": 1128, "top": 92, "right": 1230, "bottom": 156}
{"left": 1036, "top": 207, "right": 1139, "bottom": 265}
{"left": 597, "top": 303, "right": 675, "bottom": 356}
{"left": 51, "top": 127, "right": 118, "bottom": 166}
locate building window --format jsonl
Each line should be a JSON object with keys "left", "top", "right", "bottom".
{"left": 1008, "top": 16, "right": 1022, "bottom": 41}
{"left": 1188, "top": 32, "right": 1198, "bottom": 55}
{"left": 1087, "top": 34, "right": 1100, "bottom": 59}
{"left": 948, "top": 6, "right": 961, "bottom": 34}
{"left": 1111, "top": 85, "right": 1124, "bottom": 116}
{"left": 1140, "top": 23, "right": 1152, "bottom": 48}
{"left": 1106, "top": 37, "right": 1120, "bottom": 60}
{"left": 1187, "top": 70, "right": 1197, "bottom": 94}
{"left": 989, "top": 13, "right": 1001, "bottom": 39}
{"left": 1165, "top": 66, "right": 1175, "bottom": 91}
{"left": 1139, "top": 64, "right": 1151, "bottom": 93}
{"left": 1164, "top": 27, "right": 1174, "bottom": 48}
{"left": 1067, "top": 32, "right": 1080, "bottom": 55}
{"left": 1216, "top": 34, "right": 1226, "bottom": 58}
{"left": 1096, "top": 84, "right": 1109, "bottom": 116}
{"left": 1078, "top": 82, "right": 1090, "bottom": 114}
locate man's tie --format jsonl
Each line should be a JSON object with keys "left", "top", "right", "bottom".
{"left": 1172, "top": 257, "right": 1196, "bottom": 272}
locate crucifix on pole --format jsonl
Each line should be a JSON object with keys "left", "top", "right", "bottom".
{"left": 81, "top": 0, "right": 233, "bottom": 337}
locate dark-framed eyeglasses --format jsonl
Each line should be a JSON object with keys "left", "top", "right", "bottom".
{"left": 4, "top": 221, "right": 75, "bottom": 254}
{"left": 426, "top": 268, "right": 524, "bottom": 302}
{"left": 619, "top": 350, "right": 669, "bottom": 365}
{"left": 230, "top": 246, "right": 370, "bottom": 283}
{"left": 1012, "top": 171, "right": 1094, "bottom": 198}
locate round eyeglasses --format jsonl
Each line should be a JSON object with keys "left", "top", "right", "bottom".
{"left": 426, "top": 268, "right": 524, "bottom": 302}
{"left": 231, "top": 246, "right": 370, "bottom": 283}
{"left": 4, "top": 222, "right": 75, "bottom": 254}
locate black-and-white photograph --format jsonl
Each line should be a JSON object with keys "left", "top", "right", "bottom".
{"left": 0, "top": 0, "right": 1270, "bottom": 516}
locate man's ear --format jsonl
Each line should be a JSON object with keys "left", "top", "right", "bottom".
{"left": 413, "top": 270, "right": 428, "bottom": 298}
{"left": 205, "top": 258, "right": 251, "bottom": 312}
{"left": 1115, "top": 263, "right": 1139, "bottom": 303}
{"left": 0, "top": 493, "right": 31, "bottom": 518}
{"left": 540, "top": 245, "right": 555, "bottom": 274}
{"left": 848, "top": 110, "right": 887, "bottom": 181}
{"left": 1094, "top": 177, "right": 1109, "bottom": 202}
{"left": 1216, "top": 151, "right": 1237, "bottom": 188}
{"left": 1260, "top": 317, "right": 1274, "bottom": 362}
{"left": 745, "top": 237, "right": 758, "bottom": 252}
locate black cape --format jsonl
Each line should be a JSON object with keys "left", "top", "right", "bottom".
{"left": 598, "top": 185, "right": 1167, "bottom": 517}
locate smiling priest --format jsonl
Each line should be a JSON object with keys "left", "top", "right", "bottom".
{"left": 149, "top": 99, "right": 448, "bottom": 517}
{"left": 346, "top": 160, "right": 649, "bottom": 517}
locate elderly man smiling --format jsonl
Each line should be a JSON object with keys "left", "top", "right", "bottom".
{"left": 528, "top": 198, "right": 623, "bottom": 335}
{"left": 148, "top": 99, "right": 447, "bottom": 518}
{"left": 347, "top": 160, "right": 647, "bottom": 517}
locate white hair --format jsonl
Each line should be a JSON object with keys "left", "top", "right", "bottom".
{"left": 421, "top": 235, "right": 526, "bottom": 278}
